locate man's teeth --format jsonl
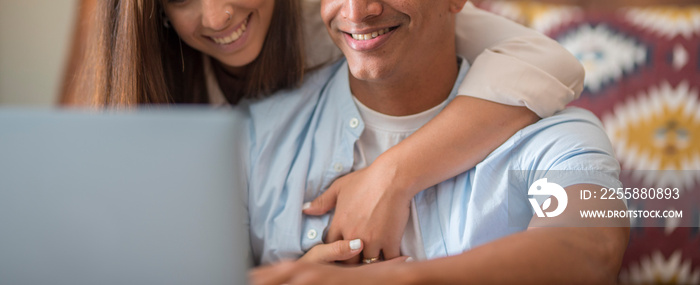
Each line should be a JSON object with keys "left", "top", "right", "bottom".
{"left": 213, "top": 19, "right": 248, "bottom": 45}
{"left": 351, "top": 28, "right": 391, "bottom": 41}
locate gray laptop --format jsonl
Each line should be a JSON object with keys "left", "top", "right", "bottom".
{"left": 0, "top": 108, "right": 249, "bottom": 285}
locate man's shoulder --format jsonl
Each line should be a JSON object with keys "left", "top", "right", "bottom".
{"left": 524, "top": 107, "right": 606, "bottom": 137}
{"left": 498, "top": 107, "right": 618, "bottom": 171}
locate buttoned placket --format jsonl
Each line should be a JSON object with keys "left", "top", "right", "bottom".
{"left": 300, "top": 62, "right": 367, "bottom": 253}
{"left": 301, "top": 111, "right": 364, "bottom": 252}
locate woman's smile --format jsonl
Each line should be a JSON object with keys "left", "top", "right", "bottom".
{"left": 209, "top": 13, "right": 250, "bottom": 45}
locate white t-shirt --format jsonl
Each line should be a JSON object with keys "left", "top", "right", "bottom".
{"left": 351, "top": 96, "right": 450, "bottom": 261}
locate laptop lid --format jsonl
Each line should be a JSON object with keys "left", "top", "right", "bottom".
{"left": 0, "top": 108, "right": 249, "bottom": 285}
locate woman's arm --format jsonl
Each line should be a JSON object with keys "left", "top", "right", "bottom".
{"left": 456, "top": 1, "right": 584, "bottom": 117}
{"left": 255, "top": 185, "right": 629, "bottom": 285}
{"left": 302, "top": 0, "right": 584, "bottom": 115}
{"left": 303, "top": 1, "right": 585, "bottom": 264}
{"left": 396, "top": 184, "right": 629, "bottom": 284}
{"left": 362, "top": 1, "right": 586, "bottom": 194}
{"left": 253, "top": 226, "right": 628, "bottom": 285}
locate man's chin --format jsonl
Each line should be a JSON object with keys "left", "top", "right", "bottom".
{"left": 348, "top": 68, "right": 387, "bottom": 83}
{"left": 346, "top": 59, "right": 393, "bottom": 82}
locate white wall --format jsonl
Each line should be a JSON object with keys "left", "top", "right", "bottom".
{"left": 0, "top": 0, "right": 76, "bottom": 106}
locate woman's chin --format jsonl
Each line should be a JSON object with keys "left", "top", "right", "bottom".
{"left": 214, "top": 49, "right": 263, "bottom": 74}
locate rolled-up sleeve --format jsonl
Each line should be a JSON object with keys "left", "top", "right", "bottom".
{"left": 302, "top": 0, "right": 585, "bottom": 117}
{"left": 456, "top": 2, "right": 585, "bottom": 117}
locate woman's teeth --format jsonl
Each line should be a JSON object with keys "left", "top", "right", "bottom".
{"left": 351, "top": 28, "right": 391, "bottom": 41}
{"left": 213, "top": 19, "right": 248, "bottom": 45}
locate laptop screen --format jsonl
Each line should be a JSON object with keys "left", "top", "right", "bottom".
{"left": 0, "top": 108, "right": 249, "bottom": 285}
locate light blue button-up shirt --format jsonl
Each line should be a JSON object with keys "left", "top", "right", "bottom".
{"left": 238, "top": 58, "right": 621, "bottom": 265}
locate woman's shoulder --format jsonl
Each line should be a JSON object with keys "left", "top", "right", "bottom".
{"left": 301, "top": 0, "right": 343, "bottom": 69}
{"left": 242, "top": 60, "right": 344, "bottom": 136}
{"left": 250, "top": 60, "right": 342, "bottom": 107}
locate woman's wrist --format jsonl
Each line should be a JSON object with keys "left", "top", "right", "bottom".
{"left": 370, "top": 152, "right": 422, "bottom": 200}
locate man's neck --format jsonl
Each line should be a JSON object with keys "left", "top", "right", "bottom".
{"left": 349, "top": 54, "right": 459, "bottom": 117}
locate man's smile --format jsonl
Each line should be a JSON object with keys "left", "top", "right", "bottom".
{"left": 346, "top": 26, "right": 397, "bottom": 40}
{"left": 341, "top": 25, "right": 400, "bottom": 51}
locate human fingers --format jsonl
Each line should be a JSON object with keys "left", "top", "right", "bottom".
{"left": 357, "top": 243, "right": 382, "bottom": 265}
{"left": 249, "top": 261, "right": 296, "bottom": 285}
{"left": 340, "top": 251, "right": 362, "bottom": 265}
{"left": 302, "top": 185, "right": 340, "bottom": 216}
{"left": 384, "top": 255, "right": 411, "bottom": 264}
{"left": 325, "top": 221, "right": 344, "bottom": 243}
{"left": 333, "top": 224, "right": 361, "bottom": 264}
{"left": 345, "top": 254, "right": 409, "bottom": 267}
{"left": 300, "top": 239, "right": 363, "bottom": 264}
{"left": 381, "top": 244, "right": 401, "bottom": 261}
{"left": 283, "top": 263, "right": 349, "bottom": 285}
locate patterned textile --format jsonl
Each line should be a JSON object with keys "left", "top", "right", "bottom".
{"left": 475, "top": 2, "right": 700, "bottom": 284}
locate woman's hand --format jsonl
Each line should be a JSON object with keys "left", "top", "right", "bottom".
{"left": 252, "top": 239, "right": 363, "bottom": 284}
{"left": 302, "top": 161, "right": 413, "bottom": 264}
{"left": 250, "top": 256, "right": 410, "bottom": 285}
{"left": 298, "top": 239, "right": 363, "bottom": 264}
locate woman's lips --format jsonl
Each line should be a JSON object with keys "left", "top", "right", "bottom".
{"left": 211, "top": 19, "right": 248, "bottom": 45}
{"left": 205, "top": 13, "right": 254, "bottom": 53}
{"left": 207, "top": 13, "right": 252, "bottom": 46}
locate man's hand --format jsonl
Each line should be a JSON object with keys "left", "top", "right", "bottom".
{"left": 302, "top": 164, "right": 412, "bottom": 263}
{"left": 250, "top": 256, "right": 409, "bottom": 285}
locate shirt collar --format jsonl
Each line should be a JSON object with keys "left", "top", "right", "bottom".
{"left": 324, "top": 56, "right": 470, "bottom": 129}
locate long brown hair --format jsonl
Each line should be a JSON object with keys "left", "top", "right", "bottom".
{"left": 69, "top": 0, "right": 303, "bottom": 106}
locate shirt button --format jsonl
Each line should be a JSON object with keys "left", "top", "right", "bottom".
{"left": 307, "top": 229, "right": 318, "bottom": 240}
{"left": 349, "top": 118, "right": 360, "bottom": 128}
{"left": 333, "top": 163, "right": 344, "bottom": 172}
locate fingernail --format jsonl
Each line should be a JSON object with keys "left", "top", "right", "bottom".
{"left": 405, "top": 257, "right": 414, "bottom": 262}
{"left": 302, "top": 202, "right": 311, "bottom": 210}
{"left": 349, "top": 239, "right": 362, "bottom": 251}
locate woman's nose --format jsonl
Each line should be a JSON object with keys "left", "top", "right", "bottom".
{"left": 201, "top": 1, "right": 232, "bottom": 31}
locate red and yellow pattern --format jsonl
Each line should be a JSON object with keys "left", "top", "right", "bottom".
{"left": 477, "top": 1, "right": 583, "bottom": 35}
{"left": 476, "top": 1, "right": 700, "bottom": 283}
{"left": 605, "top": 82, "right": 700, "bottom": 172}
{"left": 624, "top": 7, "right": 700, "bottom": 39}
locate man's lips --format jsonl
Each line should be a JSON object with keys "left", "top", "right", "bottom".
{"left": 342, "top": 26, "right": 399, "bottom": 51}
